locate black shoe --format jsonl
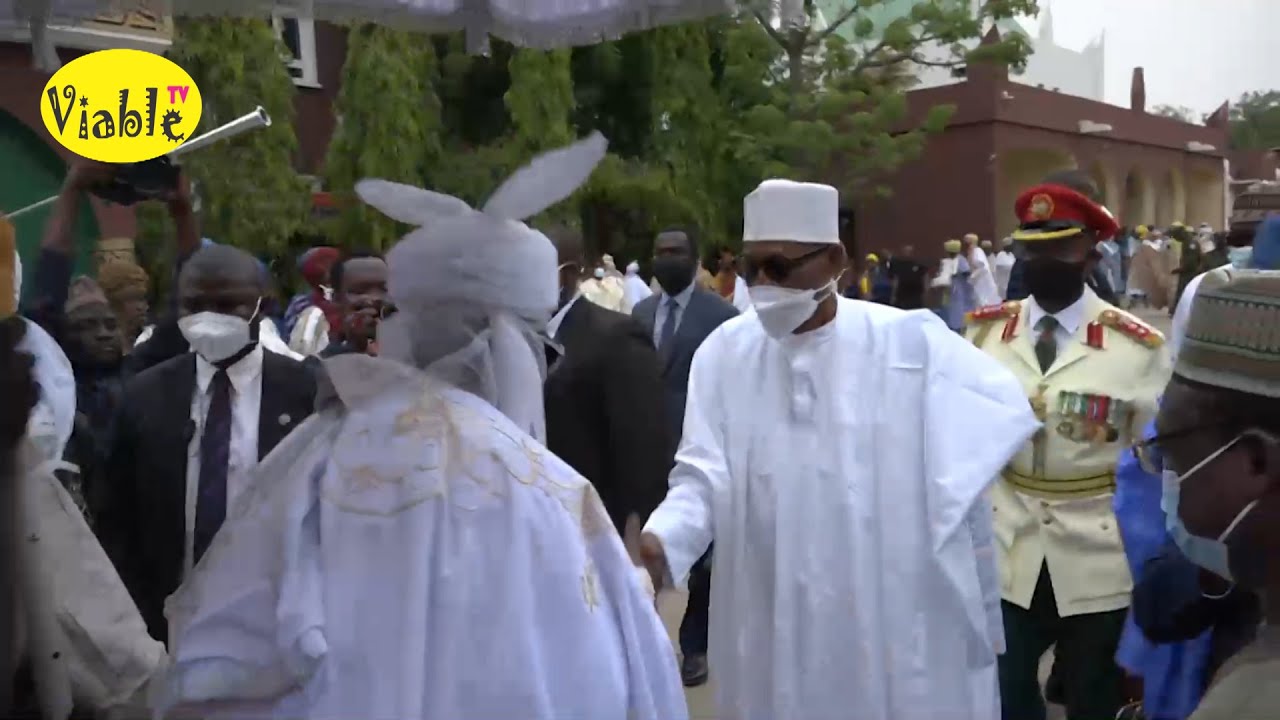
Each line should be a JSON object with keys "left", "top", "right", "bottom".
{"left": 681, "top": 653, "right": 709, "bottom": 687}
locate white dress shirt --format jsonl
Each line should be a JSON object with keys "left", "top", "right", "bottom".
{"left": 545, "top": 292, "right": 581, "bottom": 340}
{"left": 1024, "top": 289, "right": 1090, "bottom": 353}
{"left": 183, "top": 345, "right": 264, "bottom": 578}
{"left": 652, "top": 282, "right": 694, "bottom": 348}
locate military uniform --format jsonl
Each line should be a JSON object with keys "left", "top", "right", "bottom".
{"left": 968, "top": 183, "right": 1172, "bottom": 720}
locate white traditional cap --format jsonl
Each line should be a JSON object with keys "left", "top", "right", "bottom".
{"left": 743, "top": 179, "right": 840, "bottom": 244}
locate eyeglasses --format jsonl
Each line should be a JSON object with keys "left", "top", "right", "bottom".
{"left": 1130, "top": 422, "right": 1229, "bottom": 475}
{"left": 743, "top": 246, "right": 830, "bottom": 284}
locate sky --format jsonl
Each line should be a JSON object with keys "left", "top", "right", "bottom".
{"left": 1025, "top": 0, "right": 1279, "bottom": 113}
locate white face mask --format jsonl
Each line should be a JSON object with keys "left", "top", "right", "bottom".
{"left": 179, "top": 299, "right": 261, "bottom": 364}
{"left": 594, "top": 267, "right": 606, "bottom": 279}
{"left": 1228, "top": 246, "right": 1253, "bottom": 268}
{"left": 1162, "top": 436, "right": 1256, "bottom": 583}
{"left": 750, "top": 281, "right": 834, "bottom": 340}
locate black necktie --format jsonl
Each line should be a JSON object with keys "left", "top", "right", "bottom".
{"left": 193, "top": 369, "right": 232, "bottom": 563}
{"left": 658, "top": 297, "right": 680, "bottom": 352}
{"left": 1034, "top": 316, "right": 1059, "bottom": 373}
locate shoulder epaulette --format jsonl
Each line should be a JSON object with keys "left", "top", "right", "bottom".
{"left": 1096, "top": 308, "right": 1165, "bottom": 349}
{"left": 966, "top": 301, "right": 1021, "bottom": 325}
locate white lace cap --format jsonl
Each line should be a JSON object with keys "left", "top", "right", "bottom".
{"left": 357, "top": 132, "right": 608, "bottom": 440}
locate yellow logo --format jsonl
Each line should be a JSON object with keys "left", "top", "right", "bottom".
{"left": 40, "top": 49, "right": 202, "bottom": 163}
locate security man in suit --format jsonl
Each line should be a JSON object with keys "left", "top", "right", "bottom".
{"left": 966, "top": 183, "right": 1171, "bottom": 720}
{"left": 631, "top": 226, "right": 738, "bottom": 688}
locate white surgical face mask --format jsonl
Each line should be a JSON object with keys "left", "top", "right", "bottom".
{"left": 750, "top": 281, "right": 834, "bottom": 340}
{"left": 1163, "top": 435, "right": 1256, "bottom": 583}
{"left": 1228, "top": 246, "right": 1253, "bottom": 268}
{"left": 179, "top": 299, "right": 261, "bottom": 364}
{"left": 594, "top": 267, "right": 606, "bottom": 279}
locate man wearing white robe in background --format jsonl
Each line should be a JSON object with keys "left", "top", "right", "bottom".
{"left": 621, "top": 260, "right": 652, "bottom": 313}
{"left": 637, "top": 179, "right": 1040, "bottom": 720}
{"left": 155, "top": 133, "right": 686, "bottom": 720}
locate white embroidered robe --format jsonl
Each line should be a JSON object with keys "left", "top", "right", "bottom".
{"left": 157, "top": 355, "right": 686, "bottom": 720}
{"left": 644, "top": 298, "right": 1039, "bottom": 720}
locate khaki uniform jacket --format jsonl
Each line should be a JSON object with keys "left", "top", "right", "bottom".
{"left": 966, "top": 289, "right": 1170, "bottom": 617}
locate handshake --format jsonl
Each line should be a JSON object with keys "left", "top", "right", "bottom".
{"left": 622, "top": 514, "right": 673, "bottom": 602}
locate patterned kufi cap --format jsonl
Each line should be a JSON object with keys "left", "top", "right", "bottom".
{"left": 1175, "top": 271, "right": 1280, "bottom": 398}
{"left": 65, "top": 276, "right": 110, "bottom": 315}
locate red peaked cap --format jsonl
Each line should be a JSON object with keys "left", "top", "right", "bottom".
{"left": 1012, "top": 183, "right": 1119, "bottom": 242}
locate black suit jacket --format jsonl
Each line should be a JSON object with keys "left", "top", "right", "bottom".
{"left": 543, "top": 299, "right": 671, "bottom": 533}
{"left": 631, "top": 287, "right": 739, "bottom": 443}
{"left": 96, "top": 348, "right": 316, "bottom": 644}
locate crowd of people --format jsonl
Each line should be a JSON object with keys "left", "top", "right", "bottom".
{"left": 1, "top": 140, "right": 1278, "bottom": 720}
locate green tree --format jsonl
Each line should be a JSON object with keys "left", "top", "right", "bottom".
{"left": 324, "top": 25, "right": 443, "bottom": 251}
{"left": 164, "top": 18, "right": 310, "bottom": 258}
{"left": 1152, "top": 104, "right": 1201, "bottom": 124}
{"left": 733, "top": 0, "right": 1037, "bottom": 197}
{"left": 1229, "top": 91, "right": 1280, "bottom": 150}
{"left": 502, "top": 47, "right": 579, "bottom": 226}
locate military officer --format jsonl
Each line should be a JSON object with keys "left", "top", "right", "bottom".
{"left": 967, "top": 182, "right": 1171, "bottom": 720}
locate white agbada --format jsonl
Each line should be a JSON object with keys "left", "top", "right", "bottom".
{"left": 158, "top": 356, "right": 684, "bottom": 720}
{"left": 9, "top": 251, "right": 164, "bottom": 720}
{"left": 644, "top": 180, "right": 1039, "bottom": 720}
{"left": 157, "top": 134, "right": 686, "bottom": 720}
{"left": 622, "top": 261, "right": 652, "bottom": 313}
{"left": 730, "top": 273, "right": 752, "bottom": 312}
{"left": 967, "top": 246, "right": 1002, "bottom": 307}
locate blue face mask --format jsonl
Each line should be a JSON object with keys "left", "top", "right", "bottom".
{"left": 1228, "top": 246, "right": 1253, "bottom": 268}
{"left": 1162, "top": 436, "right": 1256, "bottom": 584}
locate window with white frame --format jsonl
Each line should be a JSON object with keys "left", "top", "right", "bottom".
{"left": 271, "top": 5, "right": 319, "bottom": 88}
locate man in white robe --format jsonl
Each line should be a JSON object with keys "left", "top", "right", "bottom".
{"left": 964, "top": 233, "right": 1002, "bottom": 307}
{"left": 621, "top": 260, "right": 652, "bottom": 313}
{"left": 155, "top": 133, "right": 685, "bottom": 720}
{"left": 637, "top": 179, "right": 1040, "bottom": 720}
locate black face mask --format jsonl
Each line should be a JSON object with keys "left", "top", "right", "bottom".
{"left": 1023, "top": 257, "right": 1086, "bottom": 308}
{"left": 652, "top": 256, "right": 695, "bottom": 296}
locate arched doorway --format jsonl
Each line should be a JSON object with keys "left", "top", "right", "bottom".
{"left": 1089, "top": 160, "right": 1120, "bottom": 214}
{"left": 0, "top": 110, "right": 99, "bottom": 297}
{"left": 1122, "top": 169, "right": 1152, "bottom": 227}
{"left": 998, "top": 148, "right": 1077, "bottom": 239}
{"left": 1186, "top": 168, "right": 1226, "bottom": 229}
{"left": 1154, "top": 169, "right": 1185, "bottom": 226}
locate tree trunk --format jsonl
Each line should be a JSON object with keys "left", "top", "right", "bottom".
{"left": 786, "top": 38, "right": 806, "bottom": 105}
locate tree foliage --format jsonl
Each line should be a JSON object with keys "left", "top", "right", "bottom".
{"left": 165, "top": 18, "right": 310, "bottom": 257}
{"left": 324, "top": 24, "right": 442, "bottom": 250}
{"left": 145, "top": 5, "right": 1041, "bottom": 275}
{"left": 1152, "top": 104, "right": 1201, "bottom": 124}
{"left": 737, "top": 0, "right": 1038, "bottom": 199}
{"left": 1230, "top": 91, "right": 1280, "bottom": 150}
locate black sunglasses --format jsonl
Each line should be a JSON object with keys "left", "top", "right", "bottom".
{"left": 743, "top": 246, "right": 830, "bottom": 284}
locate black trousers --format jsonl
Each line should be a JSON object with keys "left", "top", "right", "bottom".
{"left": 678, "top": 547, "right": 712, "bottom": 656}
{"left": 999, "top": 563, "right": 1127, "bottom": 720}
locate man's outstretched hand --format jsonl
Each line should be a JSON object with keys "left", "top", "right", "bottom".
{"left": 622, "top": 514, "right": 672, "bottom": 595}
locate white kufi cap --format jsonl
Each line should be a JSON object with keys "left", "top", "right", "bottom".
{"left": 356, "top": 132, "right": 608, "bottom": 441}
{"left": 743, "top": 179, "right": 840, "bottom": 244}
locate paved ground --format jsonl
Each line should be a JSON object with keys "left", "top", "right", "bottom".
{"left": 657, "top": 306, "right": 1173, "bottom": 720}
